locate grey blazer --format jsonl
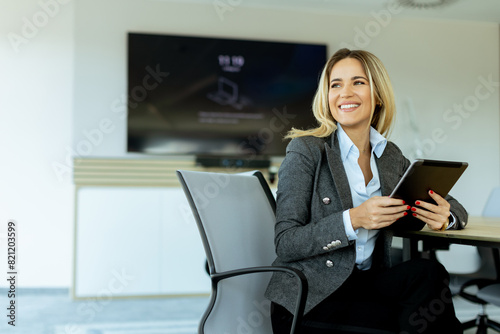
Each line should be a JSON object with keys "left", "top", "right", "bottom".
{"left": 265, "top": 130, "right": 468, "bottom": 315}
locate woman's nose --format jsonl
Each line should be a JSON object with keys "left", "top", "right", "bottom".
{"left": 340, "top": 86, "right": 353, "bottom": 98}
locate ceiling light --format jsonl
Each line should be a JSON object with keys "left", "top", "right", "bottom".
{"left": 397, "top": 0, "right": 458, "bottom": 9}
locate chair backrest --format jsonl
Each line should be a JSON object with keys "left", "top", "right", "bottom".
{"left": 177, "top": 170, "right": 277, "bottom": 334}
{"left": 483, "top": 186, "right": 500, "bottom": 217}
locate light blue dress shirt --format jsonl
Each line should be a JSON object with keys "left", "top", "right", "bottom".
{"left": 338, "top": 124, "right": 387, "bottom": 270}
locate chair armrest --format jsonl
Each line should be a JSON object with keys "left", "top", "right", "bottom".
{"left": 459, "top": 278, "right": 499, "bottom": 291}
{"left": 211, "top": 266, "right": 308, "bottom": 334}
{"left": 459, "top": 278, "right": 499, "bottom": 304}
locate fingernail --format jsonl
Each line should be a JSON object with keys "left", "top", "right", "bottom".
{"left": 411, "top": 207, "right": 417, "bottom": 212}
{"left": 407, "top": 205, "right": 411, "bottom": 210}
{"left": 402, "top": 200, "right": 405, "bottom": 205}
{"left": 415, "top": 201, "right": 420, "bottom": 205}
{"left": 404, "top": 212, "right": 408, "bottom": 216}
{"left": 412, "top": 213, "right": 417, "bottom": 217}
{"left": 429, "top": 190, "right": 434, "bottom": 194}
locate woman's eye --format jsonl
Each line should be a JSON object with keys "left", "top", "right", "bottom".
{"left": 354, "top": 80, "right": 365, "bottom": 85}
{"left": 331, "top": 83, "right": 341, "bottom": 88}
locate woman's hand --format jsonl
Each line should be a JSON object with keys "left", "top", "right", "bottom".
{"left": 411, "top": 190, "right": 450, "bottom": 231}
{"left": 349, "top": 196, "right": 408, "bottom": 230}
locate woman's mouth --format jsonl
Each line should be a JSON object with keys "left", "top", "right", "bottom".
{"left": 339, "top": 103, "right": 360, "bottom": 111}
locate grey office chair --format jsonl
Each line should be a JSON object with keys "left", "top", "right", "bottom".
{"left": 177, "top": 170, "right": 398, "bottom": 334}
{"left": 445, "top": 186, "right": 500, "bottom": 333}
{"left": 177, "top": 170, "right": 307, "bottom": 334}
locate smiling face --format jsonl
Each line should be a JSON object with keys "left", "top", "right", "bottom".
{"left": 328, "top": 57, "right": 374, "bottom": 132}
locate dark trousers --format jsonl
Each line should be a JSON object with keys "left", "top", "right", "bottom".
{"left": 271, "top": 259, "right": 462, "bottom": 334}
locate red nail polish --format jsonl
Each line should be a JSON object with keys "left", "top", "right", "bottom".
{"left": 404, "top": 212, "right": 408, "bottom": 216}
{"left": 407, "top": 205, "right": 411, "bottom": 210}
{"left": 411, "top": 207, "right": 416, "bottom": 212}
{"left": 402, "top": 200, "right": 405, "bottom": 205}
{"left": 415, "top": 201, "right": 420, "bottom": 205}
{"left": 429, "top": 190, "right": 434, "bottom": 194}
{"left": 412, "top": 213, "right": 417, "bottom": 217}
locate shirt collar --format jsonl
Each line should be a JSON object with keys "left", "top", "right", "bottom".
{"left": 336, "top": 124, "right": 387, "bottom": 162}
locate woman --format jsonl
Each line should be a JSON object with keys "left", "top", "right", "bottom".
{"left": 265, "top": 48, "right": 468, "bottom": 333}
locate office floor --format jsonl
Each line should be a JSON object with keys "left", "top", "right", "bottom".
{"left": 1, "top": 288, "right": 500, "bottom": 334}
{"left": 0, "top": 288, "right": 208, "bottom": 334}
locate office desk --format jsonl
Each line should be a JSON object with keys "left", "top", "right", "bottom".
{"left": 394, "top": 216, "right": 500, "bottom": 260}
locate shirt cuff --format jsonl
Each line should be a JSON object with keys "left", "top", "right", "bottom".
{"left": 343, "top": 209, "right": 358, "bottom": 241}
{"left": 447, "top": 212, "right": 457, "bottom": 230}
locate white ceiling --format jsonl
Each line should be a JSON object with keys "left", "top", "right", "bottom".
{"left": 158, "top": 0, "right": 500, "bottom": 24}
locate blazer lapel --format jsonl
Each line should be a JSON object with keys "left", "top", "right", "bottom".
{"left": 375, "top": 152, "right": 396, "bottom": 243}
{"left": 375, "top": 152, "right": 393, "bottom": 197}
{"left": 325, "top": 131, "right": 353, "bottom": 210}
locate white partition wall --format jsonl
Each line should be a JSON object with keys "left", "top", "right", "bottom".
{"left": 75, "top": 187, "right": 165, "bottom": 297}
{"left": 74, "top": 186, "right": 210, "bottom": 297}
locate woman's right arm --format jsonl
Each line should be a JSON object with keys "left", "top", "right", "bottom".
{"left": 274, "top": 140, "right": 351, "bottom": 263}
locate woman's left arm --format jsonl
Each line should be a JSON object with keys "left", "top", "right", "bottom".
{"left": 411, "top": 191, "right": 468, "bottom": 230}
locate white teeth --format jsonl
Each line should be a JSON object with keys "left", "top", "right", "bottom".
{"left": 340, "top": 104, "right": 360, "bottom": 109}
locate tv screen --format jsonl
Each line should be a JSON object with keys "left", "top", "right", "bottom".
{"left": 127, "top": 32, "right": 327, "bottom": 160}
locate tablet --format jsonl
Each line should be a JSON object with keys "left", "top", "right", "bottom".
{"left": 389, "top": 159, "right": 468, "bottom": 204}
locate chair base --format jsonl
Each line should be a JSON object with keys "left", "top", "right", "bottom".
{"left": 462, "top": 314, "right": 500, "bottom": 334}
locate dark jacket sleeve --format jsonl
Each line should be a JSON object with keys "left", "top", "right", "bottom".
{"left": 447, "top": 194, "right": 468, "bottom": 229}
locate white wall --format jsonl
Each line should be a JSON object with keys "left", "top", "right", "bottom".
{"left": 1, "top": 0, "right": 499, "bottom": 287}
{"left": 0, "top": 0, "right": 74, "bottom": 287}
{"left": 384, "top": 20, "right": 500, "bottom": 216}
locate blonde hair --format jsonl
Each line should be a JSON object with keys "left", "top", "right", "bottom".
{"left": 286, "top": 48, "right": 396, "bottom": 139}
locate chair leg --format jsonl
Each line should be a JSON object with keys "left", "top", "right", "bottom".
{"left": 487, "top": 318, "right": 500, "bottom": 332}
{"left": 478, "top": 315, "right": 489, "bottom": 334}
{"left": 471, "top": 314, "right": 499, "bottom": 334}
{"left": 461, "top": 315, "right": 498, "bottom": 334}
{"left": 461, "top": 318, "right": 477, "bottom": 330}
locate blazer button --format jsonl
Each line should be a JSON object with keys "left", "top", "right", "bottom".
{"left": 322, "top": 197, "right": 331, "bottom": 205}
{"left": 326, "top": 260, "right": 334, "bottom": 268}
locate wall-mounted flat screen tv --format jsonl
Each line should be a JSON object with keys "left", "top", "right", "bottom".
{"left": 127, "top": 32, "right": 327, "bottom": 162}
